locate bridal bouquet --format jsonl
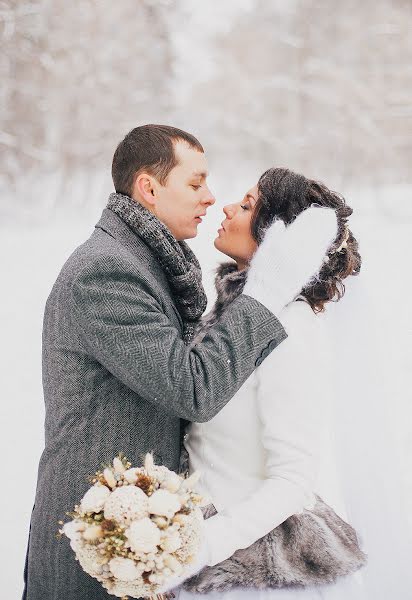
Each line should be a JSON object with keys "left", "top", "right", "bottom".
{"left": 59, "top": 453, "right": 204, "bottom": 599}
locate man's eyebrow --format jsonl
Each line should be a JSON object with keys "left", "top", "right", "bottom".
{"left": 191, "top": 171, "right": 209, "bottom": 178}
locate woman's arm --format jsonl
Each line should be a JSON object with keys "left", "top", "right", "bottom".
{"left": 201, "top": 303, "right": 325, "bottom": 565}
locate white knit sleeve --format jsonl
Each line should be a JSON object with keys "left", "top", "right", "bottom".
{"left": 201, "top": 302, "right": 325, "bottom": 566}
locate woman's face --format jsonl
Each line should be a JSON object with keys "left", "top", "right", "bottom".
{"left": 214, "top": 184, "right": 259, "bottom": 268}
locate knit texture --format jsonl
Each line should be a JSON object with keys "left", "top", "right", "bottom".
{"left": 107, "top": 192, "right": 207, "bottom": 343}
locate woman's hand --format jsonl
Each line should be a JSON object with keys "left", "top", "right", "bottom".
{"left": 243, "top": 206, "right": 338, "bottom": 315}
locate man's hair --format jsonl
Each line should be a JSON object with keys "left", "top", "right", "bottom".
{"left": 112, "top": 124, "right": 204, "bottom": 196}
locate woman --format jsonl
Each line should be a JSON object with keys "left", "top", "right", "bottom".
{"left": 175, "top": 168, "right": 367, "bottom": 599}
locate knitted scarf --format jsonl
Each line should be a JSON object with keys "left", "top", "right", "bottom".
{"left": 107, "top": 192, "right": 207, "bottom": 343}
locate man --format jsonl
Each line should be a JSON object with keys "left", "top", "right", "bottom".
{"left": 22, "top": 124, "right": 336, "bottom": 599}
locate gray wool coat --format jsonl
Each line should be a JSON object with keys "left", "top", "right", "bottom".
{"left": 22, "top": 207, "right": 287, "bottom": 600}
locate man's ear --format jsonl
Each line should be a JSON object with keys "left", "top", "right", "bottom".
{"left": 132, "top": 174, "right": 157, "bottom": 207}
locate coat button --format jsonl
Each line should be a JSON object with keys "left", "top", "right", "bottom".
{"left": 255, "top": 356, "right": 263, "bottom": 367}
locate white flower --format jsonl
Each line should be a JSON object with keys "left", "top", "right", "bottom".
{"left": 178, "top": 492, "right": 190, "bottom": 506}
{"left": 104, "top": 485, "right": 149, "bottom": 526}
{"left": 173, "top": 513, "right": 189, "bottom": 526}
{"left": 152, "top": 516, "right": 168, "bottom": 529}
{"left": 123, "top": 468, "right": 140, "bottom": 484}
{"left": 109, "top": 557, "right": 140, "bottom": 582}
{"left": 103, "top": 468, "right": 117, "bottom": 489}
{"left": 161, "top": 472, "right": 182, "bottom": 493}
{"left": 80, "top": 484, "right": 111, "bottom": 514}
{"left": 76, "top": 543, "right": 105, "bottom": 577}
{"left": 163, "top": 553, "right": 183, "bottom": 575}
{"left": 82, "top": 524, "right": 103, "bottom": 542}
{"left": 113, "top": 457, "right": 126, "bottom": 475}
{"left": 144, "top": 453, "right": 155, "bottom": 475}
{"left": 126, "top": 517, "right": 161, "bottom": 553}
{"left": 107, "top": 579, "right": 151, "bottom": 599}
{"left": 174, "top": 510, "right": 202, "bottom": 563}
{"left": 144, "top": 453, "right": 171, "bottom": 483}
{"left": 148, "top": 489, "right": 181, "bottom": 518}
{"left": 61, "top": 519, "right": 85, "bottom": 542}
{"left": 160, "top": 530, "right": 182, "bottom": 553}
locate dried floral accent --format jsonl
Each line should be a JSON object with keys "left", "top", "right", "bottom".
{"left": 59, "top": 453, "right": 203, "bottom": 598}
{"left": 135, "top": 473, "right": 154, "bottom": 495}
{"left": 101, "top": 519, "right": 117, "bottom": 532}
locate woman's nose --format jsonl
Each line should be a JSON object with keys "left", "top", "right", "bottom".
{"left": 223, "top": 204, "right": 235, "bottom": 218}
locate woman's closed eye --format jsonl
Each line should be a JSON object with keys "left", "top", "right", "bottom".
{"left": 191, "top": 185, "right": 201, "bottom": 190}
{"left": 240, "top": 203, "right": 249, "bottom": 210}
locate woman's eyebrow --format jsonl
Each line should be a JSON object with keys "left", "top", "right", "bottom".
{"left": 246, "top": 194, "right": 257, "bottom": 203}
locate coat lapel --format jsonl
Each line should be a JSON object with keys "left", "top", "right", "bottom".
{"left": 94, "top": 208, "right": 184, "bottom": 331}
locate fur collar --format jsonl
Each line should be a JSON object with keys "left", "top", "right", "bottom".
{"left": 190, "top": 261, "right": 247, "bottom": 346}
{"left": 212, "top": 261, "right": 247, "bottom": 316}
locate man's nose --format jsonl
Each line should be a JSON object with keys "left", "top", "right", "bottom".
{"left": 201, "top": 187, "right": 216, "bottom": 207}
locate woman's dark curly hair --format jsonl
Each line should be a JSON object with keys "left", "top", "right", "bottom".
{"left": 250, "top": 167, "right": 361, "bottom": 313}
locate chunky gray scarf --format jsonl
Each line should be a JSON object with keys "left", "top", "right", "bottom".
{"left": 107, "top": 192, "right": 207, "bottom": 343}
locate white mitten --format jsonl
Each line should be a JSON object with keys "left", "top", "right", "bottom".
{"left": 242, "top": 206, "right": 338, "bottom": 315}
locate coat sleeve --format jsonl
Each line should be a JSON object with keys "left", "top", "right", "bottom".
{"left": 201, "top": 303, "right": 325, "bottom": 565}
{"left": 69, "top": 255, "right": 287, "bottom": 423}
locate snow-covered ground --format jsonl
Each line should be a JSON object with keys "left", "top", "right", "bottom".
{"left": 3, "top": 1, "right": 412, "bottom": 596}
{"left": 1, "top": 177, "right": 411, "bottom": 598}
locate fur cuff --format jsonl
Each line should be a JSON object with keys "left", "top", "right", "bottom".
{"left": 182, "top": 495, "right": 367, "bottom": 593}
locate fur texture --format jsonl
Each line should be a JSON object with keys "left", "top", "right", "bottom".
{"left": 182, "top": 261, "right": 367, "bottom": 593}
{"left": 184, "top": 498, "right": 367, "bottom": 593}
{"left": 188, "top": 261, "right": 247, "bottom": 348}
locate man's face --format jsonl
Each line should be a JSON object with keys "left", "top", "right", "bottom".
{"left": 148, "top": 140, "right": 216, "bottom": 241}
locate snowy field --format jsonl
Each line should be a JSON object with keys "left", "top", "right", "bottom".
{"left": 0, "top": 175, "right": 411, "bottom": 598}
{"left": 2, "top": 0, "right": 412, "bottom": 596}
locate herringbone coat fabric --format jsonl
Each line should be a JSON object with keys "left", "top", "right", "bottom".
{"left": 22, "top": 207, "right": 287, "bottom": 600}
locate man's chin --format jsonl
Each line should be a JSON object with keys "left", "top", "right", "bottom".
{"left": 179, "top": 227, "right": 198, "bottom": 241}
